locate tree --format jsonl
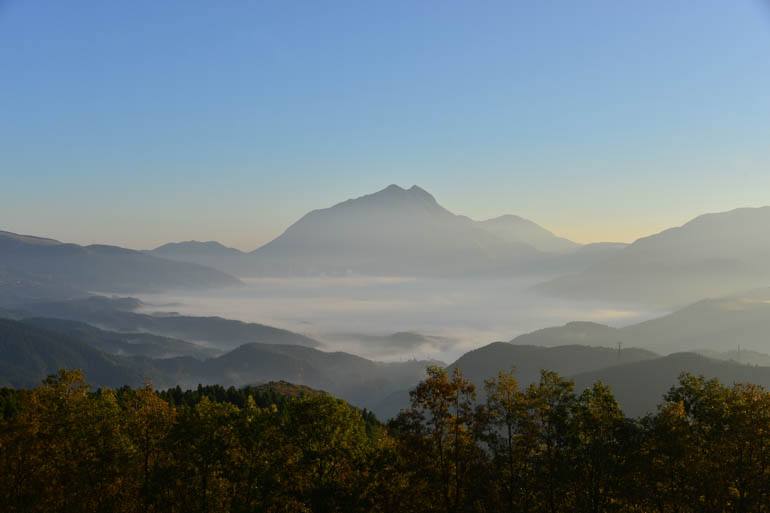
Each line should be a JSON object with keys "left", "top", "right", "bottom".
{"left": 482, "top": 367, "right": 530, "bottom": 513}
{"left": 390, "top": 365, "right": 480, "bottom": 513}
{"left": 569, "top": 381, "right": 627, "bottom": 513}
{"left": 524, "top": 370, "right": 577, "bottom": 513}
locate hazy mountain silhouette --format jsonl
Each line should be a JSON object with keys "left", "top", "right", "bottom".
{"left": 0, "top": 316, "right": 437, "bottom": 413}
{"left": 572, "top": 352, "right": 770, "bottom": 417}
{"left": 537, "top": 207, "right": 770, "bottom": 307}
{"left": 146, "top": 185, "right": 630, "bottom": 277}
{"left": 247, "top": 184, "right": 546, "bottom": 276}
{"left": 621, "top": 293, "right": 770, "bottom": 354}
{"left": 330, "top": 331, "right": 455, "bottom": 358}
{"left": 697, "top": 348, "right": 770, "bottom": 367}
{"left": 449, "top": 342, "right": 658, "bottom": 390}
{"left": 187, "top": 343, "right": 438, "bottom": 409}
{"left": 476, "top": 214, "right": 578, "bottom": 252}
{"left": 21, "top": 317, "right": 219, "bottom": 359}
{"left": 374, "top": 342, "right": 658, "bottom": 420}
{"left": 511, "top": 288, "right": 770, "bottom": 355}
{"left": 147, "top": 241, "right": 254, "bottom": 276}
{"left": 0, "top": 307, "right": 21, "bottom": 320}
{"left": 375, "top": 343, "right": 770, "bottom": 420}
{"left": 0, "top": 318, "right": 153, "bottom": 388}
{"left": 508, "top": 321, "right": 623, "bottom": 348}
{"left": 0, "top": 230, "right": 240, "bottom": 300}
{"left": 16, "top": 296, "right": 323, "bottom": 350}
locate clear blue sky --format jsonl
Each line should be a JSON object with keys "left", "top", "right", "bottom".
{"left": 2, "top": 1, "right": 769, "bottom": 250}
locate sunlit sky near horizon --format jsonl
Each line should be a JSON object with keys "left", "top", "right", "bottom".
{"left": 2, "top": 1, "right": 769, "bottom": 251}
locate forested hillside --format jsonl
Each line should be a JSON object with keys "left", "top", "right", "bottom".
{"left": 2, "top": 367, "right": 769, "bottom": 512}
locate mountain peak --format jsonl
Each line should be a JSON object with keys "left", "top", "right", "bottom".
{"left": 0, "top": 230, "right": 61, "bottom": 246}
{"left": 155, "top": 240, "right": 230, "bottom": 251}
{"left": 375, "top": 184, "right": 436, "bottom": 201}
{"left": 383, "top": 184, "right": 404, "bottom": 193}
{"left": 407, "top": 184, "right": 435, "bottom": 200}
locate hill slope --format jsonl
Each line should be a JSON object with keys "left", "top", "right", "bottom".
{"left": 0, "top": 230, "right": 240, "bottom": 299}
{"left": 147, "top": 185, "right": 630, "bottom": 277}
{"left": 572, "top": 352, "right": 770, "bottom": 417}
{"left": 16, "top": 296, "right": 323, "bottom": 350}
{"left": 21, "top": 317, "right": 218, "bottom": 359}
{"left": 537, "top": 207, "right": 770, "bottom": 306}
{"left": 0, "top": 318, "right": 153, "bottom": 388}
{"left": 449, "top": 342, "right": 658, "bottom": 390}
{"left": 147, "top": 241, "right": 254, "bottom": 276}
{"left": 248, "top": 184, "right": 545, "bottom": 276}
{"left": 0, "top": 316, "right": 436, "bottom": 414}
{"left": 477, "top": 214, "right": 578, "bottom": 253}
{"left": 511, "top": 289, "right": 770, "bottom": 355}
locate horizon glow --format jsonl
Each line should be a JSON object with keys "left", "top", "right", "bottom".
{"left": 1, "top": 1, "right": 769, "bottom": 251}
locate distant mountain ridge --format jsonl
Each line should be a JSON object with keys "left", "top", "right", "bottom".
{"left": 21, "top": 317, "right": 219, "bottom": 360}
{"left": 248, "top": 184, "right": 545, "bottom": 276}
{"left": 509, "top": 288, "right": 770, "bottom": 355}
{"left": 477, "top": 214, "right": 579, "bottom": 252}
{"left": 571, "top": 352, "right": 770, "bottom": 417}
{"left": 0, "top": 318, "right": 151, "bottom": 388}
{"left": 149, "top": 185, "right": 625, "bottom": 277}
{"left": 0, "top": 316, "right": 437, "bottom": 415}
{"left": 15, "top": 296, "right": 323, "bottom": 350}
{"left": 147, "top": 241, "right": 254, "bottom": 276}
{"left": 538, "top": 206, "right": 770, "bottom": 306}
{"left": 0, "top": 230, "right": 240, "bottom": 304}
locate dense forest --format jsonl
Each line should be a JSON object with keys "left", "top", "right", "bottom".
{"left": 1, "top": 367, "right": 769, "bottom": 513}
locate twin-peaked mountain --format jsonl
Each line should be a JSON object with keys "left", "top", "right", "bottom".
{"left": 8, "top": 185, "right": 769, "bottom": 307}
{"left": 249, "top": 185, "right": 547, "bottom": 276}
{"left": 146, "top": 187, "right": 770, "bottom": 306}
{"left": 149, "top": 184, "right": 619, "bottom": 277}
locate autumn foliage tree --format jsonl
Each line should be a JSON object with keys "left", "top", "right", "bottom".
{"left": 3, "top": 368, "right": 770, "bottom": 512}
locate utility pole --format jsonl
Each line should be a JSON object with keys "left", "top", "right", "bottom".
{"left": 617, "top": 341, "right": 623, "bottom": 360}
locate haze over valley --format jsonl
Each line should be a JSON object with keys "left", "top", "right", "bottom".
{"left": 2, "top": 182, "right": 770, "bottom": 421}
{"left": 4, "top": 3, "right": 770, "bottom": 510}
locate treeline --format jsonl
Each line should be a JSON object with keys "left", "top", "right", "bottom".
{"left": 1, "top": 367, "right": 770, "bottom": 512}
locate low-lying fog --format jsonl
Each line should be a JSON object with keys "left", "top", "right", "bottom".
{"left": 133, "top": 276, "right": 664, "bottom": 363}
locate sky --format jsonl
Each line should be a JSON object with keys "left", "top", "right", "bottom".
{"left": 1, "top": 0, "right": 769, "bottom": 251}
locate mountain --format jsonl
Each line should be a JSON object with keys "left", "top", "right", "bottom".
{"left": 571, "top": 352, "right": 770, "bottom": 417}
{"left": 373, "top": 342, "right": 658, "bottom": 420}
{"left": 476, "top": 214, "right": 579, "bottom": 253}
{"left": 0, "top": 307, "right": 20, "bottom": 320}
{"left": 537, "top": 207, "right": 770, "bottom": 307}
{"left": 0, "top": 263, "right": 86, "bottom": 307}
{"left": 620, "top": 292, "right": 770, "bottom": 354}
{"left": 511, "top": 289, "right": 770, "bottom": 355}
{"left": 247, "top": 184, "right": 546, "bottom": 276}
{"left": 16, "top": 296, "right": 323, "bottom": 350}
{"left": 0, "top": 230, "right": 240, "bottom": 301}
{"left": 186, "top": 343, "right": 437, "bottom": 408}
{"left": 371, "top": 340, "right": 656, "bottom": 419}
{"left": 448, "top": 342, "right": 658, "bottom": 391}
{"left": 375, "top": 340, "right": 770, "bottom": 420}
{"left": 147, "top": 241, "right": 254, "bottom": 276}
{"left": 146, "top": 185, "right": 628, "bottom": 277}
{"left": 0, "top": 315, "right": 436, "bottom": 414}
{"left": 0, "top": 318, "right": 154, "bottom": 388}
{"left": 509, "top": 321, "right": 623, "bottom": 348}
{"left": 329, "top": 331, "right": 455, "bottom": 359}
{"left": 21, "top": 317, "right": 219, "bottom": 359}
{"left": 698, "top": 348, "right": 770, "bottom": 367}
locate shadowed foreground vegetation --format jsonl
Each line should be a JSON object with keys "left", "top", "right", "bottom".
{"left": 2, "top": 367, "right": 770, "bottom": 512}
